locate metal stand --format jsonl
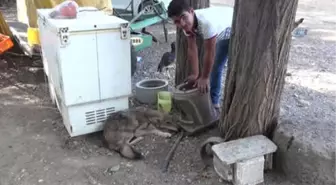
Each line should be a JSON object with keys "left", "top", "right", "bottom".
{"left": 113, "top": 0, "right": 169, "bottom": 51}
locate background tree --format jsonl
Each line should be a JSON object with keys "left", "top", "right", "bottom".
{"left": 219, "top": 0, "right": 299, "bottom": 140}
{"left": 174, "top": 0, "right": 210, "bottom": 85}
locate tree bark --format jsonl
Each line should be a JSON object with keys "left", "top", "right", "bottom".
{"left": 174, "top": 0, "right": 210, "bottom": 85}
{"left": 219, "top": 0, "right": 299, "bottom": 140}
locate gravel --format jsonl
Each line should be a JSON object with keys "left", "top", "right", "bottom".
{"left": 0, "top": 0, "right": 335, "bottom": 185}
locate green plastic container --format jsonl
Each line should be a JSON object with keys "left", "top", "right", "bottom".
{"left": 157, "top": 91, "right": 172, "bottom": 113}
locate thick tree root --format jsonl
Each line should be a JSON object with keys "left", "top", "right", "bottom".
{"left": 199, "top": 136, "right": 225, "bottom": 167}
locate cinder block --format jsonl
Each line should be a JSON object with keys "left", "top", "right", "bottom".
{"left": 234, "top": 156, "right": 265, "bottom": 185}
{"left": 211, "top": 135, "right": 277, "bottom": 184}
{"left": 213, "top": 155, "right": 233, "bottom": 182}
{"left": 264, "top": 154, "right": 273, "bottom": 170}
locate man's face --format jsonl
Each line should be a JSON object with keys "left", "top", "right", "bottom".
{"left": 171, "top": 9, "right": 194, "bottom": 32}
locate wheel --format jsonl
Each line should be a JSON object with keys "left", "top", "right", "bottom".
{"left": 138, "top": 0, "right": 162, "bottom": 16}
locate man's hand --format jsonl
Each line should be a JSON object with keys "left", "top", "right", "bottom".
{"left": 184, "top": 74, "right": 198, "bottom": 85}
{"left": 195, "top": 77, "right": 210, "bottom": 94}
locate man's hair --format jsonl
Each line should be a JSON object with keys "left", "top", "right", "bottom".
{"left": 167, "top": 0, "right": 191, "bottom": 18}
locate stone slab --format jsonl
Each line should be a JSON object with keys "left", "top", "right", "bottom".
{"left": 212, "top": 135, "right": 277, "bottom": 165}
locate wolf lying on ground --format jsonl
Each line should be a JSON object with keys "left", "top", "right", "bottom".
{"left": 103, "top": 106, "right": 179, "bottom": 160}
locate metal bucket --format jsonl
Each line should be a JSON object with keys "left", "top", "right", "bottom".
{"left": 173, "top": 82, "right": 219, "bottom": 126}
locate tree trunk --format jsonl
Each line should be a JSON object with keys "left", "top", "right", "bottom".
{"left": 219, "top": 0, "right": 299, "bottom": 140}
{"left": 174, "top": 0, "right": 210, "bottom": 85}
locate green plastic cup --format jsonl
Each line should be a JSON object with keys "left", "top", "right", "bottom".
{"left": 157, "top": 91, "right": 172, "bottom": 113}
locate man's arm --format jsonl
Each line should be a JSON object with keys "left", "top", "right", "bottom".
{"left": 187, "top": 35, "right": 199, "bottom": 77}
{"left": 201, "top": 36, "right": 216, "bottom": 79}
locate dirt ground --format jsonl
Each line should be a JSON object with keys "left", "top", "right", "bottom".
{"left": 0, "top": 0, "right": 335, "bottom": 185}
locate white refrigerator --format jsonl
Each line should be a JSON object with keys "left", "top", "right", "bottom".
{"left": 37, "top": 8, "right": 132, "bottom": 137}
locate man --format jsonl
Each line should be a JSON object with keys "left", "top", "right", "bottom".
{"left": 167, "top": 0, "right": 233, "bottom": 109}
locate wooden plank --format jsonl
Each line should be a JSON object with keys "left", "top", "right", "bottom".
{"left": 211, "top": 135, "right": 277, "bottom": 165}
{"left": 8, "top": 22, "right": 41, "bottom": 57}
{"left": 9, "top": 27, "right": 35, "bottom": 57}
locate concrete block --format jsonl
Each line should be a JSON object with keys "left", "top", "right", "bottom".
{"left": 264, "top": 154, "right": 273, "bottom": 170}
{"left": 211, "top": 135, "right": 277, "bottom": 184}
{"left": 234, "top": 156, "right": 265, "bottom": 185}
{"left": 213, "top": 154, "right": 233, "bottom": 182}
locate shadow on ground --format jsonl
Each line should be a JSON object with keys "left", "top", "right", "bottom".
{"left": 277, "top": 79, "right": 335, "bottom": 185}
{"left": 1, "top": 61, "right": 333, "bottom": 185}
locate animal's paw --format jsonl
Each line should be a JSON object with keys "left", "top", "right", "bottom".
{"left": 161, "top": 132, "right": 172, "bottom": 138}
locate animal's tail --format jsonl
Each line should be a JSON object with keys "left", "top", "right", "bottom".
{"left": 296, "top": 18, "right": 304, "bottom": 25}
{"left": 119, "top": 144, "right": 143, "bottom": 160}
{"left": 293, "top": 18, "right": 304, "bottom": 29}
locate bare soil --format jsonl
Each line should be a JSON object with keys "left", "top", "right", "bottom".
{"left": 0, "top": 0, "right": 335, "bottom": 185}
